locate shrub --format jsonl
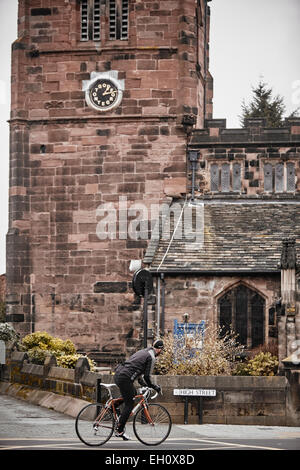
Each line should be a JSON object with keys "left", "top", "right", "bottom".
{"left": 234, "top": 351, "right": 279, "bottom": 376}
{"left": 21, "top": 331, "right": 95, "bottom": 370}
{"left": 57, "top": 354, "right": 96, "bottom": 371}
{"left": 155, "top": 324, "right": 244, "bottom": 376}
{"left": 248, "top": 341, "right": 278, "bottom": 359}
{"left": 26, "top": 347, "right": 51, "bottom": 365}
{"left": 22, "top": 331, "right": 53, "bottom": 350}
{"left": 22, "top": 331, "right": 76, "bottom": 356}
{"left": 0, "top": 323, "right": 19, "bottom": 343}
{"left": 50, "top": 338, "right": 76, "bottom": 355}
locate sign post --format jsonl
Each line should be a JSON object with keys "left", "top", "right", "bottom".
{"left": 143, "top": 285, "right": 148, "bottom": 348}
{"left": 173, "top": 389, "right": 217, "bottom": 424}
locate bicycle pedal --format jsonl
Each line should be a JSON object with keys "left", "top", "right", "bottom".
{"left": 115, "top": 431, "right": 131, "bottom": 441}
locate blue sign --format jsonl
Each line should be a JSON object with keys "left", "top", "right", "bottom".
{"left": 173, "top": 319, "right": 205, "bottom": 338}
{"left": 173, "top": 319, "right": 205, "bottom": 360}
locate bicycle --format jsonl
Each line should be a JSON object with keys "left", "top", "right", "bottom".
{"left": 75, "top": 383, "right": 172, "bottom": 446}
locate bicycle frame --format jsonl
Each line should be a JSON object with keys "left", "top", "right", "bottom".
{"left": 97, "top": 385, "right": 157, "bottom": 427}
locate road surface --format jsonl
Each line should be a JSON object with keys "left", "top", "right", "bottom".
{"left": 0, "top": 393, "right": 299, "bottom": 463}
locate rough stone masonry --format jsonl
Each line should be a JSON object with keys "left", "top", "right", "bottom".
{"left": 6, "top": 0, "right": 213, "bottom": 358}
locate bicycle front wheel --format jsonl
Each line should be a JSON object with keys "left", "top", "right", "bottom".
{"left": 75, "top": 403, "right": 114, "bottom": 446}
{"left": 133, "top": 403, "right": 172, "bottom": 446}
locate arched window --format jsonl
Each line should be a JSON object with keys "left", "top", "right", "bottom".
{"left": 218, "top": 284, "right": 265, "bottom": 349}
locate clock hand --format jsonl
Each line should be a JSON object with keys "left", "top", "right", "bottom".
{"left": 103, "top": 89, "right": 115, "bottom": 96}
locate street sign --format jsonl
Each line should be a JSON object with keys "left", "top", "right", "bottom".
{"left": 173, "top": 388, "right": 216, "bottom": 397}
{"left": 173, "top": 319, "right": 205, "bottom": 338}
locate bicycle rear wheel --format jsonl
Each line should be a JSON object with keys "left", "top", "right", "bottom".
{"left": 133, "top": 403, "right": 172, "bottom": 446}
{"left": 75, "top": 403, "right": 114, "bottom": 446}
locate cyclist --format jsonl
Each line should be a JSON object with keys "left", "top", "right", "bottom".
{"left": 113, "top": 339, "right": 164, "bottom": 440}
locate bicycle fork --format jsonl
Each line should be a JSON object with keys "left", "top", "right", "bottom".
{"left": 131, "top": 401, "right": 154, "bottom": 425}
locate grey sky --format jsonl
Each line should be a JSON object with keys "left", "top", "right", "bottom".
{"left": 0, "top": 0, "right": 299, "bottom": 274}
{"left": 0, "top": 0, "right": 18, "bottom": 275}
{"left": 210, "top": 0, "right": 300, "bottom": 126}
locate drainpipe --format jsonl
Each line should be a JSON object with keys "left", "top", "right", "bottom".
{"left": 156, "top": 276, "right": 161, "bottom": 338}
{"left": 51, "top": 289, "right": 56, "bottom": 337}
{"left": 161, "top": 273, "right": 165, "bottom": 335}
{"left": 188, "top": 151, "right": 199, "bottom": 201}
{"left": 31, "top": 294, "right": 35, "bottom": 333}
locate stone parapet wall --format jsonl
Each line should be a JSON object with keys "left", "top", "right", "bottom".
{"left": 189, "top": 117, "right": 300, "bottom": 198}
{"left": 1, "top": 351, "right": 300, "bottom": 426}
{"left": 192, "top": 117, "right": 300, "bottom": 145}
{"left": 100, "top": 373, "right": 292, "bottom": 426}
{"left": 6, "top": 351, "right": 98, "bottom": 403}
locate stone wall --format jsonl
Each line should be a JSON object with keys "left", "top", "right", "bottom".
{"left": 189, "top": 118, "right": 300, "bottom": 198}
{"left": 2, "top": 351, "right": 300, "bottom": 426}
{"left": 5, "top": 351, "right": 99, "bottom": 404}
{"left": 7, "top": 0, "right": 212, "bottom": 354}
{"left": 12, "top": 0, "right": 211, "bottom": 124}
{"left": 0, "top": 275, "right": 5, "bottom": 307}
{"left": 0, "top": 275, "right": 5, "bottom": 301}
{"left": 152, "top": 274, "right": 280, "bottom": 341}
{"left": 100, "top": 373, "right": 293, "bottom": 426}
{"left": 7, "top": 0, "right": 300, "bottom": 364}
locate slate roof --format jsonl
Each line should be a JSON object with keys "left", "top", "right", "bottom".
{"left": 144, "top": 200, "right": 300, "bottom": 273}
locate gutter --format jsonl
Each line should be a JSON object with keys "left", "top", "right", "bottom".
{"left": 149, "top": 270, "right": 281, "bottom": 276}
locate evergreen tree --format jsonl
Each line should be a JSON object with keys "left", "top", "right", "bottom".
{"left": 239, "top": 80, "right": 298, "bottom": 128}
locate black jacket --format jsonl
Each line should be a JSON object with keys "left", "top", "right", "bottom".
{"left": 115, "top": 347, "right": 157, "bottom": 388}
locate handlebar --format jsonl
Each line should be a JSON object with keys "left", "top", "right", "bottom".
{"left": 138, "top": 386, "right": 161, "bottom": 400}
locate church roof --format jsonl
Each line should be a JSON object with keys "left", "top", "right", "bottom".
{"left": 144, "top": 200, "right": 300, "bottom": 273}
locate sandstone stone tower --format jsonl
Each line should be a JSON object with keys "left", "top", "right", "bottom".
{"left": 7, "top": 0, "right": 213, "bottom": 358}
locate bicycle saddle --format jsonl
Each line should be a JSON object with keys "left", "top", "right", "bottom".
{"left": 101, "top": 383, "right": 117, "bottom": 388}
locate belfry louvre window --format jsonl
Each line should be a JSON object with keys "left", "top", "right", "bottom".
{"left": 287, "top": 162, "right": 296, "bottom": 192}
{"left": 80, "top": 0, "right": 101, "bottom": 41}
{"left": 210, "top": 163, "right": 242, "bottom": 193}
{"left": 263, "top": 162, "right": 296, "bottom": 193}
{"left": 80, "top": 0, "right": 128, "bottom": 41}
{"left": 109, "top": 0, "right": 129, "bottom": 40}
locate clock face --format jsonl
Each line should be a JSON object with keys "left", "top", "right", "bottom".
{"left": 89, "top": 79, "right": 119, "bottom": 110}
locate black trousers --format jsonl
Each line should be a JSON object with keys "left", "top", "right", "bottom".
{"left": 114, "top": 373, "right": 136, "bottom": 433}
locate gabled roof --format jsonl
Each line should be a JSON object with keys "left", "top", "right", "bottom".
{"left": 144, "top": 200, "right": 300, "bottom": 273}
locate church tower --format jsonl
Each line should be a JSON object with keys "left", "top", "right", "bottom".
{"left": 7, "top": 0, "right": 213, "bottom": 356}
